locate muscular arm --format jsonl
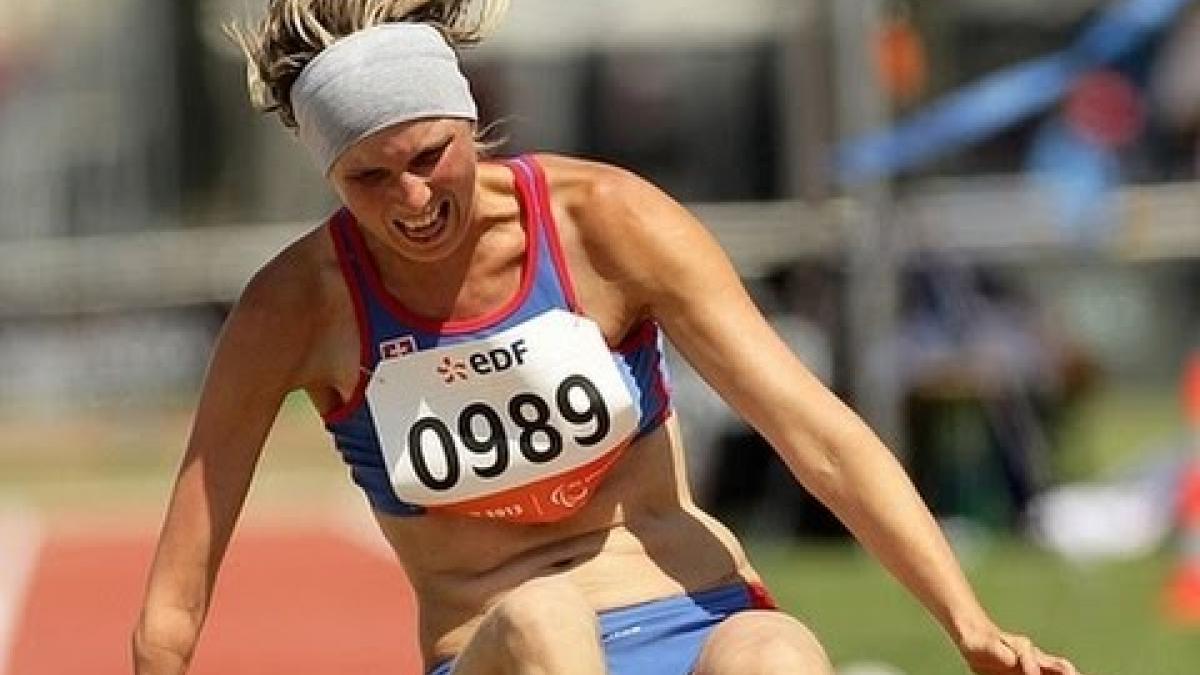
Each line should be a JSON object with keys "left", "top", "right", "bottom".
{"left": 132, "top": 249, "right": 322, "bottom": 674}
{"left": 568, "top": 161, "right": 1073, "bottom": 674}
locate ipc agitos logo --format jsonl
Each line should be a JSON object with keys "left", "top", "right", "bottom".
{"left": 437, "top": 339, "right": 529, "bottom": 385}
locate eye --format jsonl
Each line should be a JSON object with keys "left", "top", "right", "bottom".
{"left": 410, "top": 141, "right": 450, "bottom": 173}
{"left": 350, "top": 168, "right": 388, "bottom": 184}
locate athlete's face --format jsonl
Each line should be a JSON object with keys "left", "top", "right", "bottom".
{"left": 330, "top": 118, "right": 478, "bottom": 263}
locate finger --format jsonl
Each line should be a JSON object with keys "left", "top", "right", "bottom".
{"left": 1041, "top": 654, "right": 1079, "bottom": 675}
{"left": 1030, "top": 642, "right": 1080, "bottom": 675}
{"left": 980, "top": 634, "right": 1019, "bottom": 671}
{"left": 970, "top": 637, "right": 1017, "bottom": 672}
{"left": 1003, "top": 635, "right": 1039, "bottom": 675}
{"left": 987, "top": 634, "right": 1021, "bottom": 673}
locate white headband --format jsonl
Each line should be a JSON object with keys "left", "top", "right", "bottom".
{"left": 290, "top": 23, "right": 478, "bottom": 174}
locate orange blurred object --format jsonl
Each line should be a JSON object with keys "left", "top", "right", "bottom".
{"left": 1165, "top": 562, "right": 1200, "bottom": 624}
{"left": 1163, "top": 453, "right": 1200, "bottom": 624}
{"left": 1183, "top": 353, "right": 1200, "bottom": 426}
{"left": 874, "top": 14, "right": 928, "bottom": 106}
{"left": 1163, "top": 354, "right": 1200, "bottom": 625}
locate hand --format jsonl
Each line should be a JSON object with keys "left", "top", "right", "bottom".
{"left": 957, "top": 624, "right": 1081, "bottom": 675}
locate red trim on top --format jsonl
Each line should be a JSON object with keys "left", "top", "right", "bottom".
{"left": 747, "top": 581, "right": 779, "bottom": 611}
{"left": 322, "top": 210, "right": 372, "bottom": 425}
{"left": 520, "top": 155, "right": 582, "bottom": 313}
{"left": 610, "top": 318, "right": 672, "bottom": 433}
{"left": 642, "top": 406, "right": 674, "bottom": 435}
{"left": 614, "top": 319, "right": 657, "bottom": 353}
{"left": 339, "top": 167, "right": 538, "bottom": 335}
{"left": 621, "top": 320, "right": 673, "bottom": 428}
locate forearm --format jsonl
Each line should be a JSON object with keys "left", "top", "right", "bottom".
{"left": 132, "top": 492, "right": 241, "bottom": 674}
{"left": 132, "top": 465, "right": 236, "bottom": 674}
{"left": 779, "top": 411, "right": 993, "bottom": 642}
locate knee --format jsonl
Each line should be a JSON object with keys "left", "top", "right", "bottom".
{"left": 747, "top": 619, "right": 831, "bottom": 674}
{"left": 487, "top": 577, "right": 598, "bottom": 651}
{"left": 695, "top": 612, "right": 833, "bottom": 675}
{"left": 751, "top": 628, "right": 830, "bottom": 674}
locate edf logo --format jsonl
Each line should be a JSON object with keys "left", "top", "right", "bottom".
{"left": 468, "top": 339, "right": 529, "bottom": 375}
{"left": 437, "top": 339, "right": 530, "bottom": 385}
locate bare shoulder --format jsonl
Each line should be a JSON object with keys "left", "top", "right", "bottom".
{"left": 531, "top": 153, "right": 721, "bottom": 308}
{"left": 531, "top": 153, "right": 663, "bottom": 229}
{"left": 216, "top": 220, "right": 345, "bottom": 391}
{"left": 236, "top": 223, "right": 334, "bottom": 322}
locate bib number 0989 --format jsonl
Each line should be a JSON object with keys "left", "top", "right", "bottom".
{"left": 407, "top": 374, "right": 611, "bottom": 491}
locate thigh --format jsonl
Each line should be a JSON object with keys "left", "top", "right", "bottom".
{"left": 692, "top": 610, "right": 833, "bottom": 675}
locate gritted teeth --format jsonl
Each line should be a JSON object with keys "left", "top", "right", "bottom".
{"left": 394, "top": 201, "right": 450, "bottom": 233}
{"left": 393, "top": 201, "right": 450, "bottom": 241}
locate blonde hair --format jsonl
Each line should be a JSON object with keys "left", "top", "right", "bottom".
{"left": 228, "top": 0, "right": 508, "bottom": 129}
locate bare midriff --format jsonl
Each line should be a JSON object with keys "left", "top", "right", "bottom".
{"left": 371, "top": 417, "right": 760, "bottom": 666}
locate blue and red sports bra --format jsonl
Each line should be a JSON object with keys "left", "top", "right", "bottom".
{"left": 322, "top": 155, "right": 671, "bottom": 523}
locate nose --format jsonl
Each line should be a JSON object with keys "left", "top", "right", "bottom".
{"left": 394, "top": 172, "right": 432, "bottom": 212}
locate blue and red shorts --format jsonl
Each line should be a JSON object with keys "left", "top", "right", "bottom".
{"left": 427, "top": 582, "right": 777, "bottom": 675}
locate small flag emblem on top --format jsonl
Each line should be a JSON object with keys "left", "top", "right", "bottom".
{"left": 380, "top": 336, "right": 417, "bottom": 360}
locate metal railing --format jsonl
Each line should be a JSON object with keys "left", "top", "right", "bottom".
{"left": 0, "top": 179, "right": 1194, "bottom": 318}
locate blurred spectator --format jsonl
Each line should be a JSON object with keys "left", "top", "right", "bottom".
{"left": 895, "top": 260, "right": 1096, "bottom": 530}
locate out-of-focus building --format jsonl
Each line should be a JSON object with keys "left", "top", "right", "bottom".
{"left": 0, "top": 0, "right": 181, "bottom": 240}
{"left": 0, "top": 1, "right": 1198, "bottom": 520}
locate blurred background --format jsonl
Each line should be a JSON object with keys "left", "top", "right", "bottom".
{"left": 2, "top": 0, "right": 1199, "bottom": 673}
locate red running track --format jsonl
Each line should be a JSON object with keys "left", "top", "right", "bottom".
{"left": 5, "top": 519, "right": 423, "bottom": 675}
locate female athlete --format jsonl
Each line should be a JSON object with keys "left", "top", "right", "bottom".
{"left": 134, "top": 2, "right": 1081, "bottom": 674}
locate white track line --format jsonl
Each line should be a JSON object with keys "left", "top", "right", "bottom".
{"left": 0, "top": 504, "right": 43, "bottom": 675}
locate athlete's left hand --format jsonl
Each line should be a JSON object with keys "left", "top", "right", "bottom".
{"left": 957, "top": 624, "right": 1082, "bottom": 675}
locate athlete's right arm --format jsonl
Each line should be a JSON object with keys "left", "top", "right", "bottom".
{"left": 132, "top": 249, "right": 321, "bottom": 674}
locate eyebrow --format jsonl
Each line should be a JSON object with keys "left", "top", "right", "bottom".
{"left": 415, "top": 136, "right": 454, "bottom": 155}
{"left": 342, "top": 132, "right": 455, "bottom": 175}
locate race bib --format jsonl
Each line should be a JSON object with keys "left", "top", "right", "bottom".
{"left": 365, "top": 309, "right": 639, "bottom": 520}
